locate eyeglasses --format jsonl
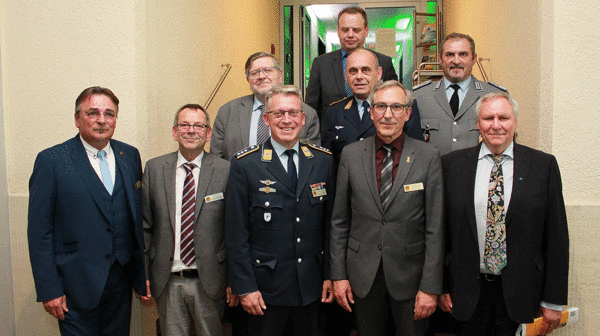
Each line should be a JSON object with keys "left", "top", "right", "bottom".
{"left": 176, "top": 124, "right": 209, "bottom": 132}
{"left": 371, "top": 103, "right": 410, "bottom": 116}
{"left": 248, "top": 67, "right": 278, "bottom": 79}
{"left": 83, "top": 110, "right": 117, "bottom": 119}
{"left": 266, "top": 109, "right": 303, "bottom": 119}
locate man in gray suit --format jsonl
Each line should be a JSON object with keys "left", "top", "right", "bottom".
{"left": 412, "top": 33, "right": 507, "bottom": 155}
{"left": 330, "top": 80, "right": 444, "bottom": 336}
{"left": 211, "top": 52, "right": 320, "bottom": 161}
{"left": 142, "top": 104, "right": 235, "bottom": 335}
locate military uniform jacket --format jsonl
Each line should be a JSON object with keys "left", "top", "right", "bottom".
{"left": 225, "top": 139, "right": 335, "bottom": 307}
{"left": 412, "top": 75, "right": 507, "bottom": 155}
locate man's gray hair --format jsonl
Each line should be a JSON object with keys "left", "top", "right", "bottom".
{"left": 245, "top": 52, "right": 281, "bottom": 77}
{"left": 476, "top": 92, "right": 519, "bottom": 119}
{"left": 367, "top": 80, "right": 414, "bottom": 106}
{"left": 264, "top": 85, "right": 303, "bottom": 111}
{"left": 173, "top": 103, "right": 211, "bottom": 127}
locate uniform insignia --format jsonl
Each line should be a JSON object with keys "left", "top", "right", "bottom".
{"left": 264, "top": 210, "right": 272, "bottom": 222}
{"left": 335, "top": 126, "right": 345, "bottom": 130}
{"left": 478, "top": 135, "right": 483, "bottom": 143}
{"left": 434, "top": 81, "right": 442, "bottom": 90}
{"left": 259, "top": 186, "right": 276, "bottom": 193}
{"left": 475, "top": 81, "right": 482, "bottom": 91}
{"left": 488, "top": 81, "right": 508, "bottom": 92}
{"left": 260, "top": 180, "right": 277, "bottom": 186}
{"left": 301, "top": 146, "right": 314, "bottom": 159}
{"left": 412, "top": 80, "right": 432, "bottom": 90}
{"left": 310, "top": 182, "right": 327, "bottom": 197}
{"left": 329, "top": 96, "right": 352, "bottom": 106}
{"left": 307, "top": 143, "right": 332, "bottom": 155}
{"left": 344, "top": 99, "right": 353, "bottom": 110}
{"left": 262, "top": 149, "right": 273, "bottom": 162}
{"left": 234, "top": 145, "right": 259, "bottom": 159}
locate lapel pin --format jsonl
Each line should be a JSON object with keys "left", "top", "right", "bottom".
{"left": 406, "top": 156, "right": 411, "bottom": 163}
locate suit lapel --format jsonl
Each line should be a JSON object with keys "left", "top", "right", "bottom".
{"left": 433, "top": 81, "right": 454, "bottom": 119}
{"left": 195, "top": 152, "right": 214, "bottom": 220}
{"left": 112, "top": 142, "right": 138, "bottom": 225}
{"left": 343, "top": 98, "right": 362, "bottom": 131}
{"left": 163, "top": 153, "right": 178, "bottom": 231}
{"left": 361, "top": 138, "right": 384, "bottom": 213}
{"left": 465, "top": 145, "right": 481, "bottom": 243}
{"left": 332, "top": 50, "right": 346, "bottom": 97}
{"left": 384, "top": 136, "right": 415, "bottom": 210}
{"left": 238, "top": 95, "right": 254, "bottom": 148}
{"left": 505, "top": 144, "right": 529, "bottom": 226}
{"left": 296, "top": 146, "right": 314, "bottom": 199}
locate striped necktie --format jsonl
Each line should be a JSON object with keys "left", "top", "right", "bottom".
{"left": 180, "top": 162, "right": 196, "bottom": 267}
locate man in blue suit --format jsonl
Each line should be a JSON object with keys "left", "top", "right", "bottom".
{"left": 28, "top": 86, "right": 147, "bottom": 335}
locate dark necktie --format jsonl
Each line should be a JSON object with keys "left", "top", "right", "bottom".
{"left": 361, "top": 100, "right": 370, "bottom": 122}
{"left": 484, "top": 155, "right": 507, "bottom": 274}
{"left": 180, "top": 162, "right": 196, "bottom": 267}
{"left": 256, "top": 105, "right": 270, "bottom": 145}
{"left": 342, "top": 53, "right": 352, "bottom": 97}
{"left": 380, "top": 145, "right": 394, "bottom": 208}
{"left": 449, "top": 84, "right": 460, "bottom": 117}
{"left": 284, "top": 149, "right": 297, "bottom": 191}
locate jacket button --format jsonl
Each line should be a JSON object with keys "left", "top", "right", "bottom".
{"left": 296, "top": 217, "right": 300, "bottom": 222}
{"left": 256, "top": 259, "right": 260, "bottom": 264}
{"left": 297, "top": 238, "right": 301, "bottom": 243}
{"left": 297, "top": 258, "right": 302, "bottom": 263}
{"left": 265, "top": 201, "right": 270, "bottom": 207}
{"left": 378, "top": 245, "right": 382, "bottom": 250}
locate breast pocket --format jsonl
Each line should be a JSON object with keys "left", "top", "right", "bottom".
{"left": 252, "top": 194, "right": 283, "bottom": 230}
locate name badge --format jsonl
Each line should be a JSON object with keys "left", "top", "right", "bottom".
{"left": 205, "top": 192, "right": 224, "bottom": 202}
{"left": 404, "top": 182, "right": 424, "bottom": 192}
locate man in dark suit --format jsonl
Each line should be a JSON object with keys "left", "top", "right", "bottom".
{"left": 412, "top": 33, "right": 507, "bottom": 155}
{"left": 306, "top": 6, "right": 398, "bottom": 120}
{"left": 330, "top": 81, "right": 444, "bottom": 336}
{"left": 323, "top": 49, "right": 422, "bottom": 171}
{"left": 225, "top": 85, "right": 335, "bottom": 335}
{"left": 28, "top": 86, "right": 147, "bottom": 335}
{"left": 440, "top": 92, "right": 569, "bottom": 335}
{"left": 211, "top": 52, "right": 320, "bottom": 161}
{"left": 142, "top": 104, "right": 234, "bottom": 335}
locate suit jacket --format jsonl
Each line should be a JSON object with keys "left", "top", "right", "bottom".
{"left": 142, "top": 151, "right": 230, "bottom": 300}
{"left": 28, "top": 135, "right": 146, "bottom": 309}
{"left": 330, "top": 135, "right": 444, "bottom": 301}
{"left": 412, "top": 76, "right": 507, "bottom": 155}
{"left": 306, "top": 49, "right": 398, "bottom": 119}
{"left": 322, "top": 96, "right": 424, "bottom": 171}
{"left": 225, "top": 139, "right": 335, "bottom": 306}
{"left": 441, "top": 143, "right": 569, "bottom": 323}
{"left": 210, "top": 94, "right": 321, "bottom": 161}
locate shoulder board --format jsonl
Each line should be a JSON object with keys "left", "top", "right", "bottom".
{"left": 307, "top": 143, "right": 332, "bottom": 155}
{"left": 234, "top": 145, "right": 259, "bottom": 159}
{"left": 487, "top": 81, "right": 507, "bottom": 92}
{"left": 329, "top": 96, "right": 352, "bottom": 106}
{"left": 412, "top": 80, "right": 432, "bottom": 91}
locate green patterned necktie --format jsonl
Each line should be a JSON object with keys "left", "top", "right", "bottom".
{"left": 484, "top": 154, "right": 507, "bottom": 274}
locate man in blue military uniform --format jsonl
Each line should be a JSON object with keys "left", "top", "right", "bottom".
{"left": 225, "top": 85, "right": 335, "bottom": 336}
{"left": 322, "top": 48, "right": 422, "bottom": 171}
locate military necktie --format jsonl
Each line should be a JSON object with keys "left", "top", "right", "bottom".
{"left": 284, "top": 149, "right": 297, "bottom": 191}
{"left": 449, "top": 84, "right": 460, "bottom": 116}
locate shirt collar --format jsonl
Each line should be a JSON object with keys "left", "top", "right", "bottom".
{"left": 478, "top": 141, "right": 514, "bottom": 160}
{"left": 341, "top": 49, "right": 349, "bottom": 58}
{"left": 80, "top": 135, "right": 111, "bottom": 158}
{"left": 270, "top": 138, "right": 300, "bottom": 158}
{"left": 375, "top": 133, "right": 404, "bottom": 152}
{"left": 443, "top": 75, "right": 473, "bottom": 92}
{"left": 252, "top": 96, "right": 264, "bottom": 112}
{"left": 176, "top": 151, "right": 204, "bottom": 168}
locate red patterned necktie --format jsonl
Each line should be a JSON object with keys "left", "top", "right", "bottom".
{"left": 180, "top": 162, "right": 196, "bottom": 266}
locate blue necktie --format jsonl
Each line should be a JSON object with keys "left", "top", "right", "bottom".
{"left": 97, "top": 150, "right": 113, "bottom": 194}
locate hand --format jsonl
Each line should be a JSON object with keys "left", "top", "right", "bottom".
{"left": 139, "top": 280, "right": 153, "bottom": 306}
{"left": 321, "top": 280, "right": 334, "bottom": 303}
{"left": 240, "top": 291, "right": 266, "bottom": 316}
{"left": 227, "top": 287, "right": 240, "bottom": 307}
{"left": 414, "top": 291, "right": 437, "bottom": 320}
{"left": 333, "top": 280, "right": 354, "bottom": 312}
{"left": 538, "top": 307, "right": 562, "bottom": 335}
{"left": 43, "top": 295, "right": 68, "bottom": 320}
{"left": 437, "top": 293, "right": 453, "bottom": 313}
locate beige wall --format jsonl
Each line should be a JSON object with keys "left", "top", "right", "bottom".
{"left": 0, "top": 0, "right": 279, "bottom": 334}
{"left": 445, "top": 0, "right": 600, "bottom": 334}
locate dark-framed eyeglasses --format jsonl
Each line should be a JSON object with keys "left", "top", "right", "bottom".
{"left": 266, "top": 109, "right": 303, "bottom": 119}
{"left": 248, "top": 67, "right": 278, "bottom": 79}
{"left": 371, "top": 102, "right": 410, "bottom": 116}
{"left": 176, "top": 123, "right": 209, "bottom": 132}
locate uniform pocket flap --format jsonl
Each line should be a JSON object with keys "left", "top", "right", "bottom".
{"left": 421, "top": 119, "right": 440, "bottom": 131}
{"left": 252, "top": 194, "right": 283, "bottom": 209}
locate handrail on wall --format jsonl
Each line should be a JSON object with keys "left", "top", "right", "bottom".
{"left": 477, "top": 57, "right": 490, "bottom": 83}
{"left": 204, "top": 63, "right": 232, "bottom": 110}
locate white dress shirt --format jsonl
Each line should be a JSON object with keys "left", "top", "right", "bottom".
{"left": 171, "top": 151, "right": 204, "bottom": 272}
{"left": 81, "top": 136, "right": 116, "bottom": 193}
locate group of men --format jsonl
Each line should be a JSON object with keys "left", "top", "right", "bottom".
{"left": 28, "top": 6, "right": 569, "bottom": 336}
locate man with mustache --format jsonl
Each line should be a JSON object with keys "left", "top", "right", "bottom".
{"left": 412, "top": 33, "right": 507, "bottom": 155}
{"left": 305, "top": 6, "right": 398, "bottom": 121}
